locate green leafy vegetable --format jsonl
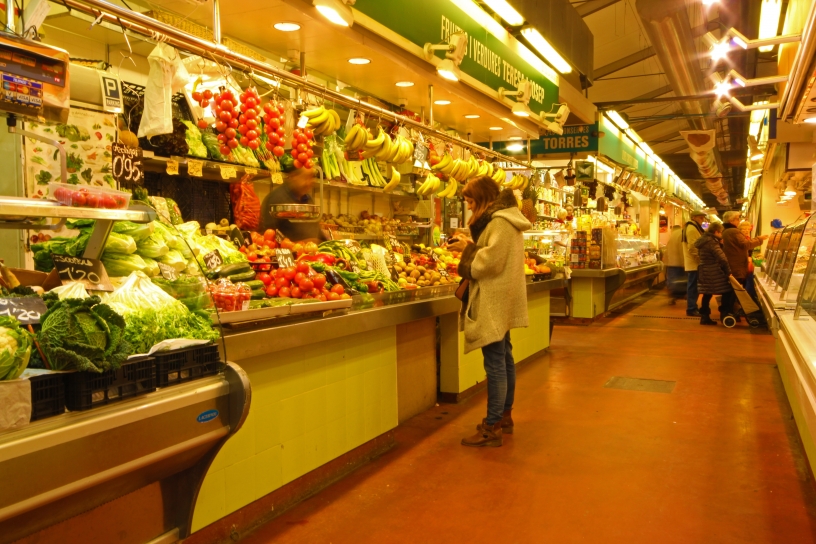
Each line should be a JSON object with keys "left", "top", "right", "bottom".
{"left": 181, "top": 120, "right": 208, "bottom": 158}
{"left": 135, "top": 233, "right": 169, "bottom": 259}
{"left": 80, "top": 168, "right": 93, "bottom": 183}
{"left": 106, "top": 231, "right": 137, "bottom": 254}
{"left": 56, "top": 124, "right": 90, "bottom": 142}
{"left": 102, "top": 252, "right": 147, "bottom": 277}
{"left": 103, "top": 174, "right": 115, "bottom": 187}
{"left": 0, "top": 316, "right": 33, "bottom": 380}
{"left": 35, "top": 170, "right": 52, "bottom": 185}
{"left": 31, "top": 231, "right": 91, "bottom": 272}
{"left": 31, "top": 156, "right": 46, "bottom": 166}
{"left": 113, "top": 220, "right": 155, "bottom": 242}
{"left": 67, "top": 174, "right": 79, "bottom": 185}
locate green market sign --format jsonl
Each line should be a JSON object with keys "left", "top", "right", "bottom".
{"left": 479, "top": 123, "right": 598, "bottom": 156}
{"left": 598, "top": 116, "right": 656, "bottom": 181}
{"left": 352, "top": 0, "right": 559, "bottom": 114}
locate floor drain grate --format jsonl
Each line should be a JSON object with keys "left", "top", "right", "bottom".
{"left": 626, "top": 314, "right": 699, "bottom": 320}
{"left": 604, "top": 376, "right": 676, "bottom": 394}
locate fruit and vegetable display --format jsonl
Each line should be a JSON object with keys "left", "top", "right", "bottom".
{"left": 0, "top": 316, "right": 33, "bottom": 381}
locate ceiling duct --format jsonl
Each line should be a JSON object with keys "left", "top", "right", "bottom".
{"left": 635, "top": 0, "right": 730, "bottom": 205}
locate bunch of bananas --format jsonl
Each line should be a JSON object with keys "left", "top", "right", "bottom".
{"left": 436, "top": 179, "right": 459, "bottom": 199}
{"left": 383, "top": 168, "right": 401, "bottom": 192}
{"left": 503, "top": 174, "right": 529, "bottom": 191}
{"left": 491, "top": 166, "right": 507, "bottom": 184}
{"left": 344, "top": 124, "right": 369, "bottom": 152}
{"left": 416, "top": 173, "right": 441, "bottom": 196}
{"left": 433, "top": 154, "right": 504, "bottom": 183}
{"left": 344, "top": 127, "right": 415, "bottom": 164}
{"left": 302, "top": 106, "right": 342, "bottom": 137}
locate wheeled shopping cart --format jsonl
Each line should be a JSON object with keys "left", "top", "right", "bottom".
{"left": 723, "top": 276, "right": 764, "bottom": 329}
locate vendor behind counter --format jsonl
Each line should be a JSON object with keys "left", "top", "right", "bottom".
{"left": 260, "top": 168, "right": 326, "bottom": 242}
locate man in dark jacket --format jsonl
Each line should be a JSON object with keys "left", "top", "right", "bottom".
{"left": 722, "top": 210, "right": 766, "bottom": 314}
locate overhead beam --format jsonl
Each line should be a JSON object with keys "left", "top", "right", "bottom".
{"left": 594, "top": 47, "right": 656, "bottom": 79}
{"left": 618, "top": 85, "right": 673, "bottom": 111}
{"left": 576, "top": 0, "right": 622, "bottom": 17}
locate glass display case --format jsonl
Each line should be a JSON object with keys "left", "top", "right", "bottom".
{"left": 616, "top": 236, "right": 659, "bottom": 269}
{"left": 524, "top": 229, "right": 568, "bottom": 265}
{"left": 762, "top": 231, "right": 782, "bottom": 276}
{"left": 766, "top": 217, "right": 808, "bottom": 289}
{"left": 792, "top": 218, "right": 816, "bottom": 317}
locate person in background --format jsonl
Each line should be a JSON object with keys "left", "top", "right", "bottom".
{"left": 722, "top": 211, "right": 766, "bottom": 318}
{"left": 695, "top": 222, "right": 733, "bottom": 326}
{"left": 451, "top": 176, "right": 531, "bottom": 448}
{"left": 259, "top": 168, "right": 326, "bottom": 243}
{"left": 738, "top": 220, "right": 761, "bottom": 301}
{"left": 682, "top": 210, "right": 707, "bottom": 316}
{"left": 665, "top": 225, "right": 686, "bottom": 305}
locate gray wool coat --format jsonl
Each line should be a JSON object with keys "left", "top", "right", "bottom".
{"left": 457, "top": 190, "right": 532, "bottom": 353}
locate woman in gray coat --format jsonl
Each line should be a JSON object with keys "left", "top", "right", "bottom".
{"left": 455, "top": 176, "right": 531, "bottom": 447}
{"left": 694, "top": 222, "right": 733, "bottom": 326}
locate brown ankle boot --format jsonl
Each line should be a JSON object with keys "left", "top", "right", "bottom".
{"left": 477, "top": 410, "right": 514, "bottom": 434}
{"left": 462, "top": 419, "right": 503, "bottom": 447}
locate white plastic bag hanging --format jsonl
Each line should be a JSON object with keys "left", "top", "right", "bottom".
{"left": 138, "top": 43, "right": 190, "bottom": 138}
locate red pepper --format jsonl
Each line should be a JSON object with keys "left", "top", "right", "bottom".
{"left": 315, "top": 253, "right": 336, "bottom": 265}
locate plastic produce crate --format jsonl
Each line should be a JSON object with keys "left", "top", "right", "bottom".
{"left": 28, "top": 372, "right": 65, "bottom": 421}
{"left": 65, "top": 357, "right": 156, "bottom": 411}
{"left": 153, "top": 343, "right": 221, "bottom": 388}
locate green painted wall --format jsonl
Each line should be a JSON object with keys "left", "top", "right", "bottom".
{"left": 0, "top": 128, "right": 25, "bottom": 268}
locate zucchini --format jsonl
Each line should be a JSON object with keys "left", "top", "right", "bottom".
{"left": 217, "top": 262, "right": 252, "bottom": 278}
{"left": 250, "top": 288, "right": 267, "bottom": 300}
{"left": 245, "top": 280, "right": 265, "bottom": 290}
{"left": 228, "top": 270, "right": 257, "bottom": 283}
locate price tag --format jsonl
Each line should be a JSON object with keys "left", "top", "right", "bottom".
{"left": 275, "top": 249, "right": 296, "bottom": 269}
{"left": 203, "top": 249, "right": 223, "bottom": 271}
{"left": 275, "top": 229, "right": 285, "bottom": 244}
{"left": 230, "top": 227, "right": 246, "bottom": 248}
{"left": 272, "top": 173, "right": 284, "bottom": 185}
{"left": 349, "top": 260, "right": 361, "bottom": 273}
{"left": 450, "top": 217, "right": 459, "bottom": 229}
{"left": 244, "top": 167, "right": 258, "bottom": 177}
{"left": 413, "top": 142, "right": 429, "bottom": 164}
{"left": 158, "top": 262, "right": 179, "bottom": 281}
{"left": 166, "top": 159, "right": 179, "bottom": 176}
{"left": 385, "top": 234, "right": 400, "bottom": 251}
{"left": 111, "top": 143, "right": 144, "bottom": 187}
{"left": 219, "top": 164, "right": 237, "bottom": 180}
{"left": 188, "top": 159, "right": 204, "bottom": 177}
{"left": 342, "top": 239, "right": 362, "bottom": 253}
{"left": 52, "top": 254, "right": 113, "bottom": 292}
{"left": 0, "top": 297, "right": 47, "bottom": 324}
{"left": 297, "top": 115, "right": 308, "bottom": 129}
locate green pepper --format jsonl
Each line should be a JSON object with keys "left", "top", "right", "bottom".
{"left": 310, "top": 262, "right": 326, "bottom": 273}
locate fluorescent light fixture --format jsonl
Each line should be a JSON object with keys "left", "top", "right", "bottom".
{"left": 606, "top": 110, "right": 629, "bottom": 130}
{"left": 395, "top": 81, "right": 415, "bottom": 87}
{"left": 314, "top": 0, "right": 354, "bottom": 27}
{"left": 758, "top": 0, "right": 783, "bottom": 52}
{"left": 785, "top": 183, "right": 797, "bottom": 196}
{"left": 434, "top": 100, "right": 451, "bottom": 105}
{"left": 489, "top": 127, "right": 503, "bottom": 131}
{"left": 748, "top": 136, "right": 764, "bottom": 160}
{"left": 520, "top": 27, "right": 572, "bottom": 74}
{"left": 436, "top": 58, "right": 461, "bottom": 81}
{"left": 482, "top": 0, "right": 525, "bottom": 26}
{"left": 711, "top": 41, "right": 731, "bottom": 61}
{"left": 348, "top": 57, "right": 370, "bottom": 65}
{"left": 804, "top": 117, "right": 816, "bottom": 124}
{"left": 750, "top": 102, "right": 768, "bottom": 136}
{"left": 465, "top": 114, "right": 480, "bottom": 119}
{"left": 512, "top": 101, "right": 532, "bottom": 117}
{"left": 274, "top": 22, "right": 301, "bottom": 31}
{"left": 507, "top": 143, "right": 525, "bottom": 152}
{"left": 639, "top": 142, "right": 655, "bottom": 157}
{"left": 508, "top": 136, "right": 523, "bottom": 140}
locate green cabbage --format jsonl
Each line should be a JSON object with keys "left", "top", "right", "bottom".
{"left": 106, "top": 231, "right": 136, "bottom": 254}
{"left": 102, "top": 252, "right": 147, "bottom": 277}
{"left": 194, "top": 234, "right": 248, "bottom": 266}
{"left": 182, "top": 120, "right": 208, "bottom": 158}
{"left": 142, "top": 257, "right": 160, "bottom": 277}
{"left": 158, "top": 249, "right": 186, "bottom": 272}
{"left": 136, "top": 233, "right": 169, "bottom": 259}
{"left": 0, "top": 316, "right": 32, "bottom": 380}
{"left": 113, "top": 221, "right": 155, "bottom": 242}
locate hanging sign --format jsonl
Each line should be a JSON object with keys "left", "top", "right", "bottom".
{"left": 0, "top": 297, "right": 48, "bottom": 324}
{"left": 275, "top": 249, "right": 296, "bottom": 269}
{"left": 480, "top": 124, "right": 599, "bottom": 156}
{"left": 158, "top": 262, "right": 179, "bottom": 281}
{"left": 98, "top": 72, "right": 123, "bottom": 113}
{"left": 202, "top": 249, "right": 223, "bottom": 271}
{"left": 52, "top": 254, "right": 113, "bottom": 292}
{"left": 111, "top": 143, "right": 143, "bottom": 186}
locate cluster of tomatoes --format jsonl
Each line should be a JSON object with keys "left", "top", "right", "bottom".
{"left": 51, "top": 185, "right": 129, "bottom": 209}
{"left": 191, "top": 88, "right": 214, "bottom": 114}
{"left": 257, "top": 261, "right": 348, "bottom": 301}
{"left": 290, "top": 126, "right": 314, "bottom": 169}
{"left": 262, "top": 100, "right": 287, "bottom": 158}
{"left": 236, "top": 87, "right": 263, "bottom": 151}
{"left": 208, "top": 279, "right": 252, "bottom": 313}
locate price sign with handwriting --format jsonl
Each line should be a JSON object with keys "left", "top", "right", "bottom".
{"left": 413, "top": 142, "right": 429, "bottom": 164}
{"left": 219, "top": 164, "right": 237, "bottom": 180}
{"left": 386, "top": 234, "right": 400, "bottom": 252}
{"left": 203, "top": 249, "right": 223, "bottom": 271}
{"left": 111, "top": 143, "right": 143, "bottom": 187}
{"left": 0, "top": 297, "right": 47, "bottom": 324}
{"left": 275, "top": 249, "right": 296, "bottom": 269}
{"left": 158, "top": 262, "right": 179, "bottom": 281}
{"left": 188, "top": 159, "right": 204, "bottom": 177}
{"left": 230, "top": 227, "right": 246, "bottom": 249}
{"left": 275, "top": 229, "right": 285, "bottom": 244}
{"left": 166, "top": 159, "right": 179, "bottom": 176}
{"left": 52, "top": 254, "right": 113, "bottom": 291}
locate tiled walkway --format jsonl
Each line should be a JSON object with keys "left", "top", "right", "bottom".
{"left": 241, "top": 291, "right": 816, "bottom": 543}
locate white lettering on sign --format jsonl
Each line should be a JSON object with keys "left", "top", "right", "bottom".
{"left": 541, "top": 136, "right": 590, "bottom": 150}
{"left": 622, "top": 151, "right": 639, "bottom": 169}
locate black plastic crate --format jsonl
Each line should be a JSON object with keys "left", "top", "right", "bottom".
{"left": 153, "top": 344, "right": 221, "bottom": 388}
{"left": 143, "top": 172, "right": 232, "bottom": 227}
{"left": 65, "top": 357, "right": 156, "bottom": 411}
{"left": 28, "top": 372, "right": 65, "bottom": 421}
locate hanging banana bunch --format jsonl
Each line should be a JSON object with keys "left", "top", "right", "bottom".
{"left": 302, "top": 105, "right": 342, "bottom": 137}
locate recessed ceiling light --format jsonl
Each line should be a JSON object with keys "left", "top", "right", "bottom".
{"left": 348, "top": 58, "right": 371, "bottom": 65}
{"left": 507, "top": 143, "right": 525, "bottom": 152}
{"left": 274, "top": 22, "right": 301, "bottom": 31}
{"left": 508, "top": 136, "right": 523, "bottom": 140}
{"left": 465, "top": 114, "right": 480, "bottom": 119}
{"left": 434, "top": 100, "right": 451, "bottom": 105}
{"left": 395, "top": 81, "right": 414, "bottom": 87}
{"left": 489, "top": 127, "right": 503, "bottom": 131}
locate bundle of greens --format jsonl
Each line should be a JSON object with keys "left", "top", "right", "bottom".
{"left": 135, "top": 233, "right": 169, "bottom": 259}
{"left": 105, "top": 231, "right": 137, "bottom": 254}
{"left": 0, "top": 316, "right": 33, "bottom": 380}
{"left": 102, "top": 252, "right": 149, "bottom": 277}
{"left": 31, "top": 231, "right": 91, "bottom": 272}
{"left": 37, "top": 296, "right": 131, "bottom": 373}
{"left": 103, "top": 272, "right": 218, "bottom": 354}
{"left": 182, "top": 120, "right": 208, "bottom": 158}
{"left": 113, "top": 221, "right": 155, "bottom": 242}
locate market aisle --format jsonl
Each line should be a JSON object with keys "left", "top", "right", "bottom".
{"left": 240, "top": 292, "right": 816, "bottom": 544}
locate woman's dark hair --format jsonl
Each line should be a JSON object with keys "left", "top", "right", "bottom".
{"left": 707, "top": 222, "right": 724, "bottom": 234}
{"left": 462, "top": 175, "right": 501, "bottom": 225}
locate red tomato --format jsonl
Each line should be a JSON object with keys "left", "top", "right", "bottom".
{"left": 220, "top": 99, "right": 233, "bottom": 110}
{"left": 331, "top": 284, "right": 345, "bottom": 295}
{"left": 265, "top": 285, "right": 278, "bottom": 297}
{"left": 304, "top": 159, "right": 314, "bottom": 169}
{"left": 296, "top": 261, "right": 310, "bottom": 274}
{"left": 306, "top": 148, "right": 314, "bottom": 158}
{"left": 267, "top": 240, "right": 278, "bottom": 249}
{"left": 203, "top": 89, "right": 213, "bottom": 99}
{"left": 84, "top": 193, "right": 100, "bottom": 208}
{"left": 199, "top": 99, "right": 211, "bottom": 109}
{"left": 291, "top": 286, "right": 302, "bottom": 298}
{"left": 217, "top": 133, "right": 226, "bottom": 143}
{"left": 268, "top": 117, "right": 281, "bottom": 130}
{"left": 266, "top": 141, "right": 275, "bottom": 152}
{"left": 318, "top": 294, "right": 327, "bottom": 302}
{"left": 245, "top": 109, "right": 258, "bottom": 120}
{"left": 228, "top": 118, "right": 239, "bottom": 129}
{"left": 310, "top": 287, "right": 321, "bottom": 298}
{"left": 263, "top": 104, "right": 272, "bottom": 116}
{"left": 296, "top": 133, "right": 308, "bottom": 144}
{"left": 273, "top": 146, "right": 285, "bottom": 157}
{"left": 294, "top": 272, "right": 306, "bottom": 285}
{"left": 215, "top": 121, "right": 227, "bottom": 132}
{"left": 328, "top": 292, "right": 340, "bottom": 301}
{"left": 300, "top": 279, "right": 314, "bottom": 292}
{"left": 197, "top": 119, "right": 208, "bottom": 130}
{"left": 246, "top": 119, "right": 258, "bottom": 130}
{"left": 247, "top": 252, "right": 258, "bottom": 261}
{"left": 102, "top": 195, "right": 117, "bottom": 208}
{"left": 293, "top": 159, "right": 303, "bottom": 169}
{"left": 238, "top": 125, "right": 248, "bottom": 135}
{"left": 219, "top": 110, "right": 232, "bottom": 122}
{"left": 283, "top": 267, "right": 297, "bottom": 281}
{"left": 304, "top": 128, "right": 314, "bottom": 140}
{"left": 225, "top": 128, "right": 237, "bottom": 139}
{"left": 248, "top": 139, "right": 260, "bottom": 150}
{"left": 228, "top": 138, "right": 239, "bottom": 149}
{"left": 297, "top": 143, "right": 308, "bottom": 154}
{"left": 258, "top": 272, "right": 272, "bottom": 286}
{"left": 192, "top": 91, "right": 203, "bottom": 102}
{"left": 291, "top": 139, "right": 300, "bottom": 149}
{"left": 275, "top": 276, "right": 290, "bottom": 289}
{"left": 278, "top": 104, "right": 285, "bottom": 114}
{"left": 264, "top": 229, "right": 276, "bottom": 241}
{"left": 71, "top": 192, "right": 87, "bottom": 207}
{"left": 313, "top": 274, "right": 327, "bottom": 289}
{"left": 276, "top": 127, "right": 286, "bottom": 137}
{"left": 278, "top": 287, "right": 291, "bottom": 298}
{"left": 240, "top": 137, "right": 249, "bottom": 146}
{"left": 245, "top": 96, "right": 258, "bottom": 108}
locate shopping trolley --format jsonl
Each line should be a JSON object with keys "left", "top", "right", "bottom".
{"left": 724, "top": 276, "right": 764, "bottom": 329}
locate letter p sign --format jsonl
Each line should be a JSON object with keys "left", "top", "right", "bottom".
{"left": 98, "top": 73, "right": 123, "bottom": 113}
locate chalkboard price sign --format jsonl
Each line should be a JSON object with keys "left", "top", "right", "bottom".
{"left": 0, "top": 297, "right": 48, "bottom": 324}
{"left": 111, "top": 143, "right": 143, "bottom": 187}
{"left": 203, "top": 249, "right": 223, "bottom": 271}
{"left": 230, "top": 227, "right": 246, "bottom": 248}
{"left": 413, "top": 142, "right": 429, "bottom": 164}
{"left": 275, "top": 249, "right": 296, "bottom": 269}
{"left": 158, "top": 262, "right": 179, "bottom": 281}
{"left": 52, "top": 254, "right": 113, "bottom": 292}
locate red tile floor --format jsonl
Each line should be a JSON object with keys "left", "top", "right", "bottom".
{"left": 242, "top": 292, "right": 816, "bottom": 543}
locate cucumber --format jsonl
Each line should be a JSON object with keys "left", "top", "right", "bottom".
{"left": 217, "top": 262, "right": 252, "bottom": 278}
{"left": 228, "top": 270, "right": 257, "bottom": 283}
{"left": 250, "top": 288, "right": 267, "bottom": 300}
{"left": 245, "top": 280, "right": 265, "bottom": 290}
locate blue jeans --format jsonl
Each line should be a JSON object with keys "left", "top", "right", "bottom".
{"left": 686, "top": 270, "right": 699, "bottom": 312}
{"left": 482, "top": 332, "right": 516, "bottom": 426}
